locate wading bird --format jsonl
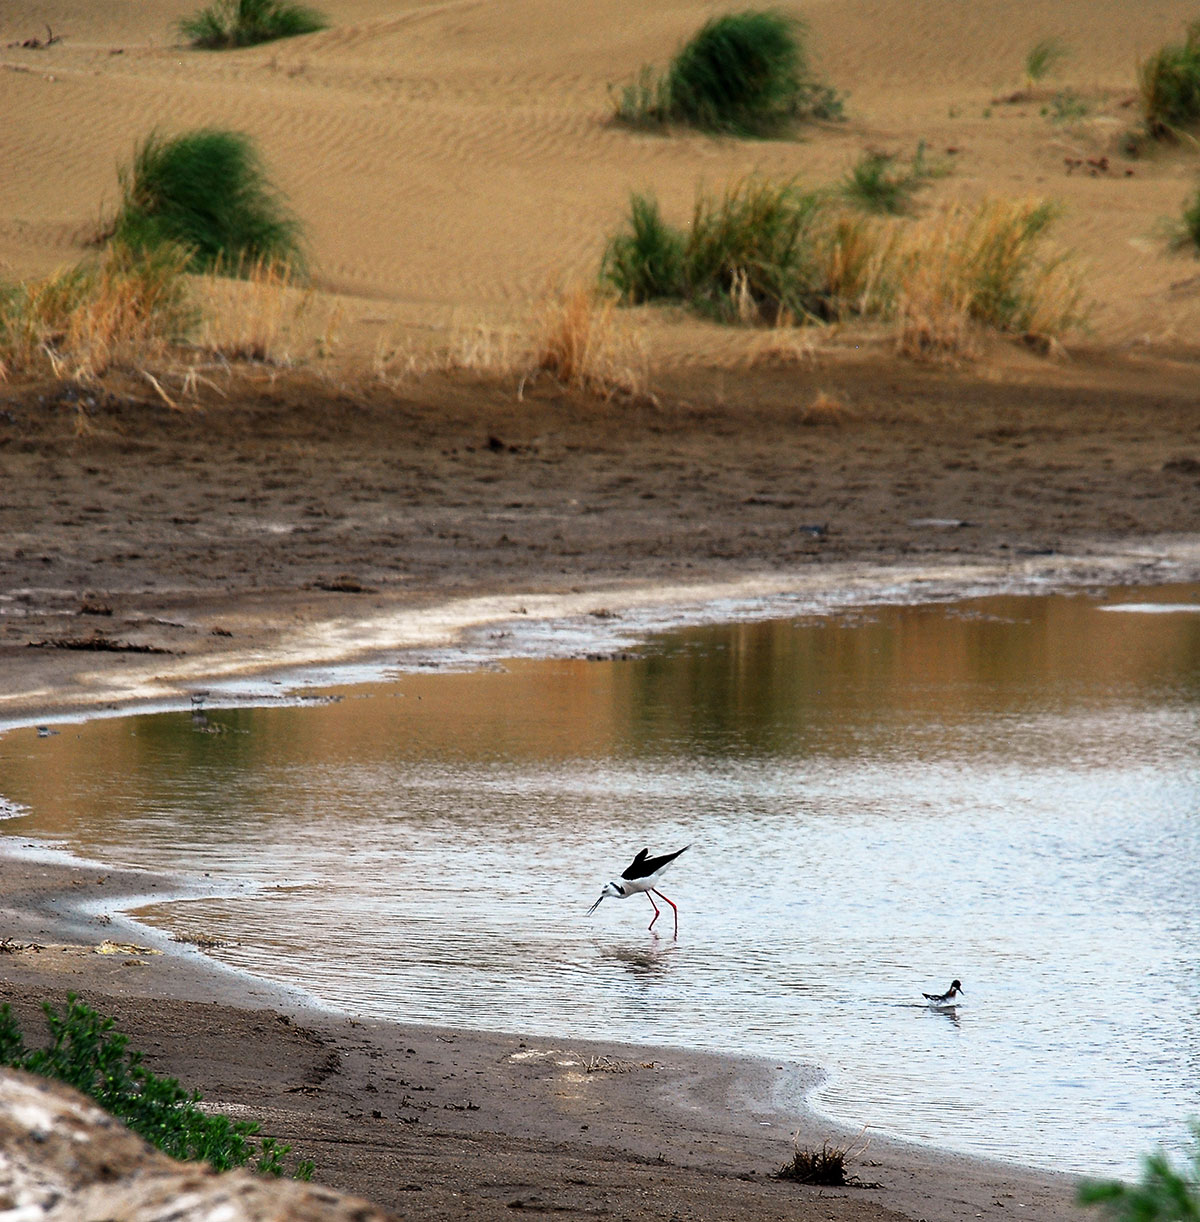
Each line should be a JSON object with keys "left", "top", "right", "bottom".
{"left": 587, "top": 845, "right": 690, "bottom": 937}
{"left": 923, "top": 979, "right": 964, "bottom": 1005}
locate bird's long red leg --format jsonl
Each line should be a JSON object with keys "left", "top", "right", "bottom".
{"left": 652, "top": 888, "right": 679, "bottom": 938}
{"left": 646, "top": 891, "right": 661, "bottom": 930}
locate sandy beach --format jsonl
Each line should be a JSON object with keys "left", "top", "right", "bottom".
{"left": 3, "top": 0, "right": 1200, "bottom": 1213}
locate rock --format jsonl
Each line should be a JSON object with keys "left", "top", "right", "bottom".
{"left": 0, "top": 1068, "right": 396, "bottom": 1221}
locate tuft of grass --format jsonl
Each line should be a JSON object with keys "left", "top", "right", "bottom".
{"left": 0, "top": 242, "right": 195, "bottom": 383}
{"left": 894, "top": 197, "right": 1085, "bottom": 359}
{"left": 841, "top": 141, "right": 941, "bottom": 215}
{"left": 604, "top": 178, "right": 893, "bottom": 326}
{"left": 1024, "top": 37, "right": 1069, "bottom": 91}
{"left": 613, "top": 9, "right": 842, "bottom": 137}
{"left": 1042, "top": 88, "right": 1090, "bottom": 124}
{"left": 1138, "top": 20, "right": 1200, "bottom": 141}
{"left": 179, "top": 0, "right": 327, "bottom": 49}
{"left": 774, "top": 1141, "right": 852, "bottom": 1185}
{"left": 109, "top": 129, "right": 307, "bottom": 275}
{"left": 529, "top": 283, "right": 646, "bottom": 397}
{"left": 0, "top": 995, "right": 313, "bottom": 1178}
{"left": 1078, "top": 1124, "right": 1200, "bottom": 1221}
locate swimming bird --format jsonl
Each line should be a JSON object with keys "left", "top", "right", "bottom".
{"left": 923, "top": 979, "right": 964, "bottom": 1005}
{"left": 587, "top": 846, "right": 690, "bottom": 937}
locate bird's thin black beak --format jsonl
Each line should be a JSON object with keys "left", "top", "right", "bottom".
{"left": 586, "top": 896, "right": 604, "bottom": 915}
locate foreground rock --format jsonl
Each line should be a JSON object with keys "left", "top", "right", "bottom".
{"left": 0, "top": 1068, "right": 395, "bottom": 1221}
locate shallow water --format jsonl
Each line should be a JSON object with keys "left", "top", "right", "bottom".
{"left": 2, "top": 584, "right": 1199, "bottom": 1176}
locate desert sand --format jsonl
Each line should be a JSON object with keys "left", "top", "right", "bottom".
{"left": 2, "top": 0, "right": 1200, "bottom": 1218}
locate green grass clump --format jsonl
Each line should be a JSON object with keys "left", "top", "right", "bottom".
{"left": 179, "top": 0, "right": 327, "bottom": 49}
{"left": 0, "top": 995, "right": 313, "bottom": 1178}
{"left": 603, "top": 178, "right": 858, "bottom": 323}
{"left": 613, "top": 10, "right": 842, "bottom": 136}
{"left": 1078, "top": 1124, "right": 1200, "bottom": 1220}
{"left": 110, "top": 129, "right": 306, "bottom": 275}
{"left": 841, "top": 142, "right": 940, "bottom": 215}
{"left": 1024, "top": 37, "right": 1069, "bottom": 91}
{"left": 1139, "top": 20, "right": 1200, "bottom": 140}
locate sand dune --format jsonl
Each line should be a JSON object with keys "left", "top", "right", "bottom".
{"left": 3, "top": 0, "right": 1199, "bottom": 356}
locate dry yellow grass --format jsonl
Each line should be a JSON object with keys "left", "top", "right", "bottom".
{"left": 529, "top": 282, "right": 647, "bottom": 397}
{"left": 0, "top": 243, "right": 193, "bottom": 383}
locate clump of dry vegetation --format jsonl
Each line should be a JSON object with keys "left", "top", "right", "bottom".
{"left": 774, "top": 1140, "right": 853, "bottom": 1185}
{"left": 603, "top": 179, "right": 1086, "bottom": 360}
{"left": 528, "top": 283, "right": 647, "bottom": 398}
{"left": 0, "top": 242, "right": 194, "bottom": 383}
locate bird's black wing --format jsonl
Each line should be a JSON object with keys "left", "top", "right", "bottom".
{"left": 622, "top": 845, "right": 688, "bottom": 880}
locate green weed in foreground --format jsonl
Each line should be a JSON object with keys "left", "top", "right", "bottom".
{"left": 0, "top": 996, "right": 313, "bottom": 1179}
{"left": 179, "top": 0, "right": 326, "bottom": 49}
{"left": 110, "top": 129, "right": 307, "bottom": 275}
{"left": 1139, "top": 20, "right": 1200, "bottom": 140}
{"left": 1078, "top": 1124, "right": 1200, "bottom": 1221}
{"left": 613, "top": 9, "right": 842, "bottom": 136}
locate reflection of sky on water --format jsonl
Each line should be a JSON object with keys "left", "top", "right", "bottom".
{"left": 1, "top": 585, "right": 1199, "bottom": 1176}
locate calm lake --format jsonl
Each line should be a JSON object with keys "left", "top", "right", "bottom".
{"left": 2, "top": 584, "right": 1198, "bottom": 1177}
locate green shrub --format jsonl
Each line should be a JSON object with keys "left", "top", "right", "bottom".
{"left": 0, "top": 996, "right": 313, "bottom": 1178}
{"left": 1139, "top": 20, "right": 1200, "bottom": 140}
{"left": 603, "top": 178, "right": 862, "bottom": 324}
{"left": 110, "top": 129, "right": 306, "bottom": 274}
{"left": 179, "top": 0, "right": 326, "bottom": 49}
{"left": 1079, "top": 1124, "right": 1200, "bottom": 1220}
{"left": 614, "top": 9, "right": 842, "bottom": 136}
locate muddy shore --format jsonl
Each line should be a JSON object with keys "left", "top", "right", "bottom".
{"left": 3, "top": 350, "right": 1200, "bottom": 1218}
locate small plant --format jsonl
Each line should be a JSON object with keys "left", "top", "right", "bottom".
{"left": 774, "top": 1140, "right": 852, "bottom": 1185}
{"left": 1078, "top": 1124, "right": 1200, "bottom": 1220}
{"left": 841, "top": 142, "right": 940, "bottom": 215}
{"left": 0, "top": 996, "right": 313, "bottom": 1179}
{"left": 1042, "top": 88, "right": 1090, "bottom": 124}
{"left": 1139, "top": 20, "right": 1200, "bottom": 140}
{"left": 1024, "top": 37, "right": 1069, "bottom": 91}
{"left": 179, "top": 0, "right": 326, "bottom": 49}
{"left": 613, "top": 9, "right": 842, "bottom": 136}
{"left": 109, "top": 129, "right": 307, "bottom": 275}
{"left": 1180, "top": 181, "right": 1200, "bottom": 255}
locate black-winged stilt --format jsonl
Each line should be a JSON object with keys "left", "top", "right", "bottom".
{"left": 923, "top": 979, "right": 964, "bottom": 1005}
{"left": 587, "top": 846, "right": 689, "bottom": 937}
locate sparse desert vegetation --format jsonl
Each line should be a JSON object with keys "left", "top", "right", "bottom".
{"left": 602, "top": 178, "right": 1085, "bottom": 356}
{"left": 178, "top": 0, "right": 327, "bottom": 49}
{"left": 1138, "top": 19, "right": 1200, "bottom": 139}
{"left": 840, "top": 142, "right": 940, "bottom": 215}
{"left": 612, "top": 9, "right": 841, "bottom": 135}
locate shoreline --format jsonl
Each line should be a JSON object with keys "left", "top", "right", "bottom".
{"left": 0, "top": 849, "right": 1086, "bottom": 1221}
{"left": 5, "top": 539, "right": 1200, "bottom": 731}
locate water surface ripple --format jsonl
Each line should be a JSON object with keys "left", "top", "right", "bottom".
{"left": 2, "top": 586, "right": 1198, "bottom": 1176}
